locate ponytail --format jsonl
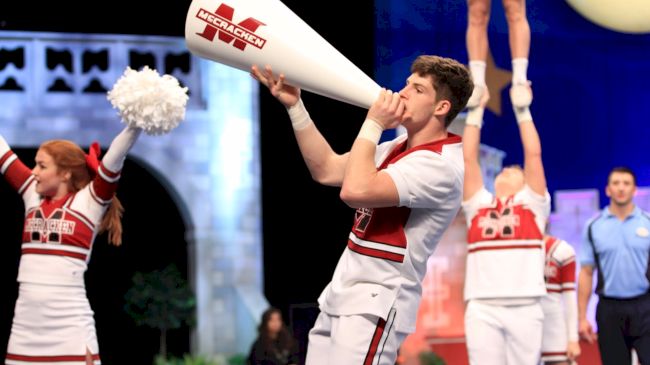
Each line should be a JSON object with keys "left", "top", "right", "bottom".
{"left": 100, "top": 196, "right": 124, "bottom": 246}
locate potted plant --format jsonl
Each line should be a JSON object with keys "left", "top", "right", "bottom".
{"left": 124, "top": 264, "right": 196, "bottom": 359}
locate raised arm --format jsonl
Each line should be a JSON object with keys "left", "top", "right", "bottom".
{"left": 90, "top": 127, "right": 141, "bottom": 201}
{"left": 101, "top": 127, "right": 141, "bottom": 173}
{"left": 0, "top": 133, "right": 34, "bottom": 194}
{"left": 251, "top": 65, "right": 348, "bottom": 186}
{"left": 462, "top": 103, "right": 485, "bottom": 201}
{"left": 340, "top": 89, "right": 402, "bottom": 208}
{"left": 512, "top": 86, "right": 546, "bottom": 196}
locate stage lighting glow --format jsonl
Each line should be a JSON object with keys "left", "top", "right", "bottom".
{"left": 566, "top": 0, "right": 650, "bottom": 34}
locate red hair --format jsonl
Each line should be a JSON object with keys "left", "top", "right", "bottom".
{"left": 39, "top": 140, "right": 124, "bottom": 246}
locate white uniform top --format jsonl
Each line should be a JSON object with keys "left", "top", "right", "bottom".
{"left": 542, "top": 236, "right": 579, "bottom": 342}
{"left": 462, "top": 185, "right": 550, "bottom": 301}
{"left": 318, "top": 133, "right": 464, "bottom": 333}
{"left": 0, "top": 131, "right": 134, "bottom": 288}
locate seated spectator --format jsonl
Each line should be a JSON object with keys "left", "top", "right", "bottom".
{"left": 248, "top": 307, "right": 299, "bottom": 365}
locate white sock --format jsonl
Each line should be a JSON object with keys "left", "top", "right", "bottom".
{"left": 512, "top": 58, "right": 529, "bottom": 85}
{"left": 469, "top": 60, "right": 487, "bottom": 87}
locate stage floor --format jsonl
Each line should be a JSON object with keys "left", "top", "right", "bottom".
{"left": 399, "top": 337, "right": 605, "bottom": 365}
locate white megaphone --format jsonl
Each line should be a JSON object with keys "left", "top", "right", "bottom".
{"left": 185, "top": 0, "right": 381, "bottom": 109}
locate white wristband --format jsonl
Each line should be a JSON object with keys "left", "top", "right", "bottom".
{"left": 357, "top": 119, "right": 384, "bottom": 144}
{"left": 514, "top": 106, "right": 533, "bottom": 124}
{"left": 286, "top": 99, "right": 312, "bottom": 130}
{"left": 465, "top": 107, "right": 484, "bottom": 129}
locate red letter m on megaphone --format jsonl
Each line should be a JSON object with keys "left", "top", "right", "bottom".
{"left": 195, "top": 3, "right": 266, "bottom": 51}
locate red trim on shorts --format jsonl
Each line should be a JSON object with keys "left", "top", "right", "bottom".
{"left": 546, "top": 287, "right": 576, "bottom": 293}
{"left": 541, "top": 351, "right": 567, "bottom": 356}
{"left": 541, "top": 350, "right": 569, "bottom": 360}
{"left": 363, "top": 317, "right": 387, "bottom": 365}
{"left": 468, "top": 244, "right": 542, "bottom": 253}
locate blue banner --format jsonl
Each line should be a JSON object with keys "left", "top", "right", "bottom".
{"left": 375, "top": 0, "right": 650, "bottom": 203}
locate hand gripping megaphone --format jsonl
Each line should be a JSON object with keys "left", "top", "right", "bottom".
{"left": 185, "top": 0, "right": 381, "bottom": 109}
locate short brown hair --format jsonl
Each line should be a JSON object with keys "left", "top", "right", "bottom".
{"left": 608, "top": 166, "right": 636, "bottom": 186}
{"left": 411, "top": 55, "right": 473, "bottom": 127}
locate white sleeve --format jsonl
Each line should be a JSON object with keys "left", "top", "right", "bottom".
{"left": 562, "top": 289, "right": 579, "bottom": 342}
{"left": 517, "top": 184, "right": 551, "bottom": 231}
{"left": 374, "top": 135, "right": 404, "bottom": 166}
{"left": 382, "top": 150, "right": 462, "bottom": 209}
{"left": 102, "top": 127, "right": 142, "bottom": 172}
{"left": 0, "top": 134, "right": 40, "bottom": 208}
{"left": 461, "top": 187, "right": 493, "bottom": 228}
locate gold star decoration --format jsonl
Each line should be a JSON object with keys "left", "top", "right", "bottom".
{"left": 484, "top": 51, "right": 512, "bottom": 116}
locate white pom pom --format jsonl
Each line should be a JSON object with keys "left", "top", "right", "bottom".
{"left": 107, "top": 66, "right": 189, "bottom": 135}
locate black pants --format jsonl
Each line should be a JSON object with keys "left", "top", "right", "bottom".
{"left": 596, "top": 293, "right": 650, "bottom": 365}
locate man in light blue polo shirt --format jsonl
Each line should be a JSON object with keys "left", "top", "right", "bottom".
{"left": 577, "top": 166, "right": 650, "bottom": 365}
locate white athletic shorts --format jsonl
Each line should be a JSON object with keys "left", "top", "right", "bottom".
{"left": 541, "top": 304, "right": 569, "bottom": 362}
{"left": 465, "top": 299, "right": 543, "bottom": 365}
{"left": 305, "top": 308, "right": 407, "bottom": 365}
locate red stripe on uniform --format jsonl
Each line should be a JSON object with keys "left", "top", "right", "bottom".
{"left": 22, "top": 248, "right": 87, "bottom": 261}
{"left": 363, "top": 317, "right": 387, "bottom": 365}
{"left": 99, "top": 162, "right": 120, "bottom": 179}
{"left": 65, "top": 199, "right": 96, "bottom": 229}
{"left": 348, "top": 241, "right": 404, "bottom": 263}
{"left": 0, "top": 150, "right": 14, "bottom": 167}
{"left": 6, "top": 353, "right": 100, "bottom": 361}
{"left": 19, "top": 177, "right": 35, "bottom": 196}
{"left": 88, "top": 184, "right": 109, "bottom": 206}
{"left": 541, "top": 351, "right": 568, "bottom": 357}
{"left": 351, "top": 231, "right": 407, "bottom": 249}
{"left": 468, "top": 244, "right": 542, "bottom": 253}
{"left": 92, "top": 173, "right": 118, "bottom": 201}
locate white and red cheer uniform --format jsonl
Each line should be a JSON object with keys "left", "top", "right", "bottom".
{"left": 462, "top": 185, "right": 550, "bottom": 365}
{"left": 307, "top": 133, "right": 464, "bottom": 365}
{"left": 1, "top": 128, "right": 139, "bottom": 365}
